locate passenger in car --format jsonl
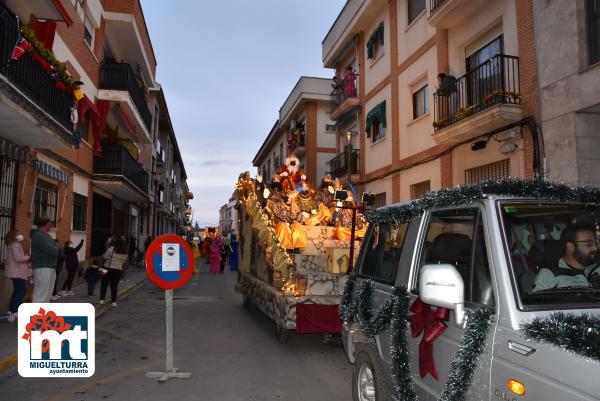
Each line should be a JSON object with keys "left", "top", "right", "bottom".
{"left": 531, "top": 223, "right": 599, "bottom": 291}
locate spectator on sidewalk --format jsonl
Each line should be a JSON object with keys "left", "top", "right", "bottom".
{"left": 84, "top": 258, "right": 100, "bottom": 297}
{"left": 30, "top": 217, "right": 59, "bottom": 303}
{"left": 5, "top": 230, "right": 30, "bottom": 322}
{"left": 229, "top": 233, "right": 239, "bottom": 271}
{"left": 60, "top": 239, "right": 84, "bottom": 296}
{"left": 209, "top": 236, "right": 221, "bottom": 274}
{"left": 51, "top": 239, "right": 65, "bottom": 301}
{"left": 99, "top": 237, "right": 127, "bottom": 307}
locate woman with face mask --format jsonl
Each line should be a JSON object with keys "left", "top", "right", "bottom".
{"left": 4, "top": 230, "right": 30, "bottom": 322}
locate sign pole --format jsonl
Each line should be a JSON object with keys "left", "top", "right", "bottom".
{"left": 165, "top": 289, "right": 174, "bottom": 373}
{"left": 145, "top": 289, "right": 191, "bottom": 382}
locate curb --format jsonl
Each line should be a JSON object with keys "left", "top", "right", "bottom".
{"left": 0, "top": 276, "right": 148, "bottom": 375}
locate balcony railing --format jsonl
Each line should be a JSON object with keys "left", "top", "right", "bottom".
{"left": 0, "top": 2, "right": 73, "bottom": 131}
{"left": 99, "top": 63, "right": 152, "bottom": 131}
{"left": 430, "top": 0, "right": 449, "bottom": 14}
{"left": 328, "top": 149, "right": 360, "bottom": 178}
{"left": 94, "top": 144, "right": 149, "bottom": 193}
{"left": 433, "top": 54, "right": 520, "bottom": 131}
{"left": 330, "top": 73, "right": 359, "bottom": 111}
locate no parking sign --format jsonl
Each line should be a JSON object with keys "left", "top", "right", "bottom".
{"left": 144, "top": 234, "right": 194, "bottom": 382}
{"left": 145, "top": 234, "right": 194, "bottom": 290}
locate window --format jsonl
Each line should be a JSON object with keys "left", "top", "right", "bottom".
{"left": 466, "top": 35, "right": 504, "bottom": 105}
{"left": 372, "top": 192, "right": 387, "bottom": 209}
{"left": 72, "top": 193, "right": 87, "bottom": 231}
{"left": 588, "top": 0, "right": 600, "bottom": 64}
{"left": 84, "top": 14, "right": 94, "bottom": 47}
{"left": 325, "top": 124, "right": 336, "bottom": 132}
{"left": 412, "top": 84, "right": 429, "bottom": 119}
{"left": 465, "top": 159, "right": 510, "bottom": 184}
{"left": 33, "top": 180, "right": 58, "bottom": 226}
{"left": 279, "top": 143, "right": 284, "bottom": 162}
{"left": 410, "top": 180, "right": 431, "bottom": 199}
{"left": 408, "top": 0, "right": 426, "bottom": 24}
{"left": 416, "top": 208, "right": 494, "bottom": 306}
{"left": 360, "top": 223, "right": 409, "bottom": 283}
{"left": 367, "top": 23, "right": 384, "bottom": 59}
{"left": 366, "top": 101, "right": 387, "bottom": 142}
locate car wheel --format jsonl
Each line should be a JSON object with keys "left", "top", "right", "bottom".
{"left": 352, "top": 344, "right": 390, "bottom": 401}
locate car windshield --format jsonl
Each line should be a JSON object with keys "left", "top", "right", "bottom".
{"left": 500, "top": 202, "right": 600, "bottom": 307}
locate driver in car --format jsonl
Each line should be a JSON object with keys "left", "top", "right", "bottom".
{"left": 532, "top": 223, "right": 599, "bottom": 291}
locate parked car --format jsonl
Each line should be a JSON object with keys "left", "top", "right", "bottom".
{"left": 342, "top": 181, "right": 600, "bottom": 401}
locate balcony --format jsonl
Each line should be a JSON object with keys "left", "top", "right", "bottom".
{"left": 432, "top": 55, "right": 521, "bottom": 145}
{"left": 93, "top": 144, "right": 149, "bottom": 201}
{"left": 428, "top": 0, "right": 487, "bottom": 28}
{"left": 328, "top": 149, "right": 360, "bottom": 183}
{"left": 330, "top": 74, "right": 360, "bottom": 121}
{"left": 0, "top": 2, "right": 74, "bottom": 149}
{"left": 98, "top": 63, "right": 152, "bottom": 141}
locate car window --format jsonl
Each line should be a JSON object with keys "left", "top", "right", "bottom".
{"left": 359, "top": 222, "right": 409, "bottom": 283}
{"left": 414, "top": 208, "right": 494, "bottom": 307}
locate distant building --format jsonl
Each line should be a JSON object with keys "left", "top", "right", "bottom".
{"left": 219, "top": 197, "right": 237, "bottom": 236}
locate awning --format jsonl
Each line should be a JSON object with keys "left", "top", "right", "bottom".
{"left": 366, "top": 23, "right": 384, "bottom": 59}
{"left": 336, "top": 106, "right": 359, "bottom": 128}
{"left": 365, "top": 101, "right": 387, "bottom": 133}
{"left": 0, "top": 138, "right": 30, "bottom": 163}
{"left": 35, "top": 159, "right": 69, "bottom": 183}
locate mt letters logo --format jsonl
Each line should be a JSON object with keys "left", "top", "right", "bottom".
{"left": 18, "top": 303, "right": 95, "bottom": 377}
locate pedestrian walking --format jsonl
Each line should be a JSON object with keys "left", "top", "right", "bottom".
{"left": 84, "top": 257, "right": 100, "bottom": 297}
{"left": 229, "top": 233, "right": 239, "bottom": 271}
{"left": 209, "top": 236, "right": 221, "bottom": 274}
{"left": 191, "top": 241, "right": 200, "bottom": 273}
{"left": 220, "top": 236, "right": 232, "bottom": 273}
{"left": 60, "top": 239, "right": 84, "bottom": 295}
{"left": 5, "top": 230, "right": 30, "bottom": 322}
{"left": 30, "top": 217, "right": 59, "bottom": 303}
{"left": 99, "top": 237, "right": 127, "bottom": 306}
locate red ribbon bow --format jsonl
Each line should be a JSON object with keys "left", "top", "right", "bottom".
{"left": 409, "top": 298, "right": 450, "bottom": 380}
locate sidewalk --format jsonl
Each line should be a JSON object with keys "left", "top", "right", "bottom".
{"left": 0, "top": 267, "right": 148, "bottom": 374}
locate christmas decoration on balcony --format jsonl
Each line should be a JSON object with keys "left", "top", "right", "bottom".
{"left": 15, "top": 21, "right": 77, "bottom": 89}
{"left": 287, "top": 128, "right": 305, "bottom": 152}
{"left": 340, "top": 278, "right": 495, "bottom": 401}
{"left": 521, "top": 312, "right": 600, "bottom": 363}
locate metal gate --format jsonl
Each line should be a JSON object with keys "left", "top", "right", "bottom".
{"left": 0, "top": 156, "right": 18, "bottom": 263}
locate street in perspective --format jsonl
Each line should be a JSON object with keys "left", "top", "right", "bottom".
{"left": 1, "top": 1, "right": 600, "bottom": 401}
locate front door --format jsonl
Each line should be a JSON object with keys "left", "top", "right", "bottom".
{"left": 408, "top": 207, "right": 496, "bottom": 400}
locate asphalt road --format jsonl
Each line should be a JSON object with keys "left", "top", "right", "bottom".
{"left": 0, "top": 266, "right": 352, "bottom": 401}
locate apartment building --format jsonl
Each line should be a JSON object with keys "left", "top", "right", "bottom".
{"left": 253, "top": 76, "right": 336, "bottom": 187}
{"left": 0, "top": 0, "right": 191, "bottom": 310}
{"left": 151, "top": 87, "right": 192, "bottom": 238}
{"left": 533, "top": 0, "right": 600, "bottom": 186}
{"left": 322, "top": 0, "right": 539, "bottom": 205}
{"left": 219, "top": 197, "right": 237, "bottom": 236}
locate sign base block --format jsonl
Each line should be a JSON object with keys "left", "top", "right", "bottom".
{"left": 146, "top": 368, "right": 192, "bottom": 383}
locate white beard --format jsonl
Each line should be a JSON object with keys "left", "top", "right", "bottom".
{"left": 286, "top": 156, "right": 300, "bottom": 174}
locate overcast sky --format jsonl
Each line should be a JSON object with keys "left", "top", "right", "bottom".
{"left": 143, "top": 1, "right": 346, "bottom": 226}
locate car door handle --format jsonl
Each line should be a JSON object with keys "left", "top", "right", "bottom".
{"left": 507, "top": 340, "right": 536, "bottom": 356}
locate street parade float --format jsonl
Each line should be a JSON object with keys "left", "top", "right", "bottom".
{"left": 234, "top": 155, "right": 366, "bottom": 341}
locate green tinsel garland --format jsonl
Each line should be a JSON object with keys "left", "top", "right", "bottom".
{"left": 340, "top": 278, "right": 495, "bottom": 401}
{"left": 521, "top": 312, "right": 600, "bottom": 363}
{"left": 439, "top": 307, "right": 495, "bottom": 401}
{"left": 366, "top": 178, "right": 600, "bottom": 225}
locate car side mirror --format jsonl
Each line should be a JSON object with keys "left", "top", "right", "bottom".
{"left": 419, "top": 263, "right": 465, "bottom": 326}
